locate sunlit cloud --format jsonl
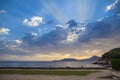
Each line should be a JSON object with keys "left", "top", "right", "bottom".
{"left": 23, "top": 16, "right": 43, "bottom": 27}
{"left": 0, "top": 53, "right": 71, "bottom": 61}
{"left": 106, "top": 5, "right": 113, "bottom": 11}
{"left": 56, "top": 24, "right": 67, "bottom": 29}
{"left": 66, "top": 32, "right": 78, "bottom": 42}
{"left": 0, "top": 27, "right": 10, "bottom": 35}
{"left": 14, "top": 39, "right": 23, "bottom": 44}
{"left": 31, "top": 32, "right": 38, "bottom": 36}
{"left": 106, "top": 0, "right": 119, "bottom": 11}
{"left": 97, "top": 16, "right": 109, "bottom": 22}
{"left": 85, "top": 50, "right": 103, "bottom": 55}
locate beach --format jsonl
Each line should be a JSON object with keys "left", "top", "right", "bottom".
{"left": 0, "top": 69, "right": 113, "bottom": 80}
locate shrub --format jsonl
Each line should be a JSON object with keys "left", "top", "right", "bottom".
{"left": 111, "top": 59, "right": 120, "bottom": 70}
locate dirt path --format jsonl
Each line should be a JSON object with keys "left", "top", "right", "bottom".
{"left": 0, "top": 70, "right": 113, "bottom": 80}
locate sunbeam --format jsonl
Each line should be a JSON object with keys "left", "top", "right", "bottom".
{"left": 41, "top": 0, "right": 68, "bottom": 24}
{"left": 77, "top": 0, "right": 87, "bottom": 22}
{"left": 77, "top": 0, "right": 97, "bottom": 22}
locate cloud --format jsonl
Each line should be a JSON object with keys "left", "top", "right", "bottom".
{"left": 0, "top": 40, "right": 29, "bottom": 56}
{"left": 14, "top": 39, "right": 23, "bottom": 44}
{"left": 22, "top": 32, "right": 38, "bottom": 45}
{"left": 106, "top": 0, "right": 120, "bottom": 14}
{"left": 79, "top": 14, "right": 120, "bottom": 43}
{"left": 31, "top": 32, "right": 38, "bottom": 36}
{"left": 0, "top": 27, "right": 10, "bottom": 35}
{"left": 66, "top": 32, "right": 79, "bottom": 42}
{"left": 23, "top": 16, "right": 43, "bottom": 27}
{"left": 67, "top": 20, "right": 78, "bottom": 27}
{"left": 21, "top": 15, "right": 120, "bottom": 58}
{"left": 106, "top": 4, "right": 115, "bottom": 11}
{"left": 56, "top": 24, "right": 65, "bottom": 28}
{"left": 1, "top": 13, "right": 120, "bottom": 60}
{"left": 0, "top": 10, "right": 7, "bottom": 14}
{"left": 21, "top": 20, "right": 86, "bottom": 51}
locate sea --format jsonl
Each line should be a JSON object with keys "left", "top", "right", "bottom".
{"left": 0, "top": 61, "right": 105, "bottom": 68}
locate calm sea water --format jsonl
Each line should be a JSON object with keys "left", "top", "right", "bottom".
{"left": 0, "top": 61, "right": 104, "bottom": 68}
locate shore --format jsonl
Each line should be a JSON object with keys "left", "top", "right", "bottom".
{"left": 0, "top": 69, "right": 113, "bottom": 80}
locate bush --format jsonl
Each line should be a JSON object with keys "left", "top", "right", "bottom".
{"left": 111, "top": 59, "right": 120, "bottom": 70}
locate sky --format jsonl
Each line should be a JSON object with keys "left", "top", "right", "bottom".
{"left": 0, "top": 0, "right": 120, "bottom": 61}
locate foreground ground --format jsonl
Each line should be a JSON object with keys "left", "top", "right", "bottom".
{"left": 0, "top": 69, "right": 113, "bottom": 80}
{"left": 0, "top": 69, "right": 98, "bottom": 76}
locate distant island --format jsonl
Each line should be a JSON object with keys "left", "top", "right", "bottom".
{"left": 53, "top": 56, "right": 100, "bottom": 62}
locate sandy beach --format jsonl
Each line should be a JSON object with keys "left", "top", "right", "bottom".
{"left": 0, "top": 69, "right": 113, "bottom": 80}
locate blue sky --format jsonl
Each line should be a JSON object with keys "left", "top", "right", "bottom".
{"left": 0, "top": 0, "right": 120, "bottom": 61}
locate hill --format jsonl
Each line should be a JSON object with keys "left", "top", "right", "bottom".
{"left": 102, "top": 48, "right": 120, "bottom": 60}
{"left": 96, "top": 47, "right": 120, "bottom": 65}
{"left": 53, "top": 56, "right": 100, "bottom": 62}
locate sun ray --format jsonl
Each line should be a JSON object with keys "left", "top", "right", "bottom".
{"left": 77, "top": 0, "right": 97, "bottom": 22}
{"left": 41, "top": 1, "right": 68, "bottom": 24}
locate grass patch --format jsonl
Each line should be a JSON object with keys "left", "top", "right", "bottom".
{"left": 0, "top": 69, "right": 98, "bottom": 76}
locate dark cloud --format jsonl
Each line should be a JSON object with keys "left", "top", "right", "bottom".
{"left": 22, "top": 15, "right": 120, "bottom": 49}
{"left": 0, "top": 40, "right": 31, "bottom": 56}
{"left": 67, "top": 20, "right": 78, "bottom": 27}
{"left": 0, "top": 38, "right": 42, "bottom": 57}
{"left": 23, "top": 33, "right": 38, "bottom": 45}
{"left": 22, "top": 27, "right": 67, "bottom": 48}
{"left": 78, "top": 21, "right": 111, "bottom": 42}
{"left": 78, "top": 15, "right": 120, "bottom": 42}
{"left": 22, "top": 20, "right": 82, "bottom": 49}
{"left": 36, "top": 29, "right": 67, "bottom": 46}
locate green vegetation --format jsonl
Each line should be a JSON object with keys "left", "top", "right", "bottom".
{"left": 111, "top": 59, "right": 120, "bottom": 70}
{"left": 0, "top": 70, "right": 98, "bottom": 76}
{"left": 102, "top": 48, "right": 120, "bottom": 60}
{"left": 101, "top": 48, "right": 120, "bottom": 70}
